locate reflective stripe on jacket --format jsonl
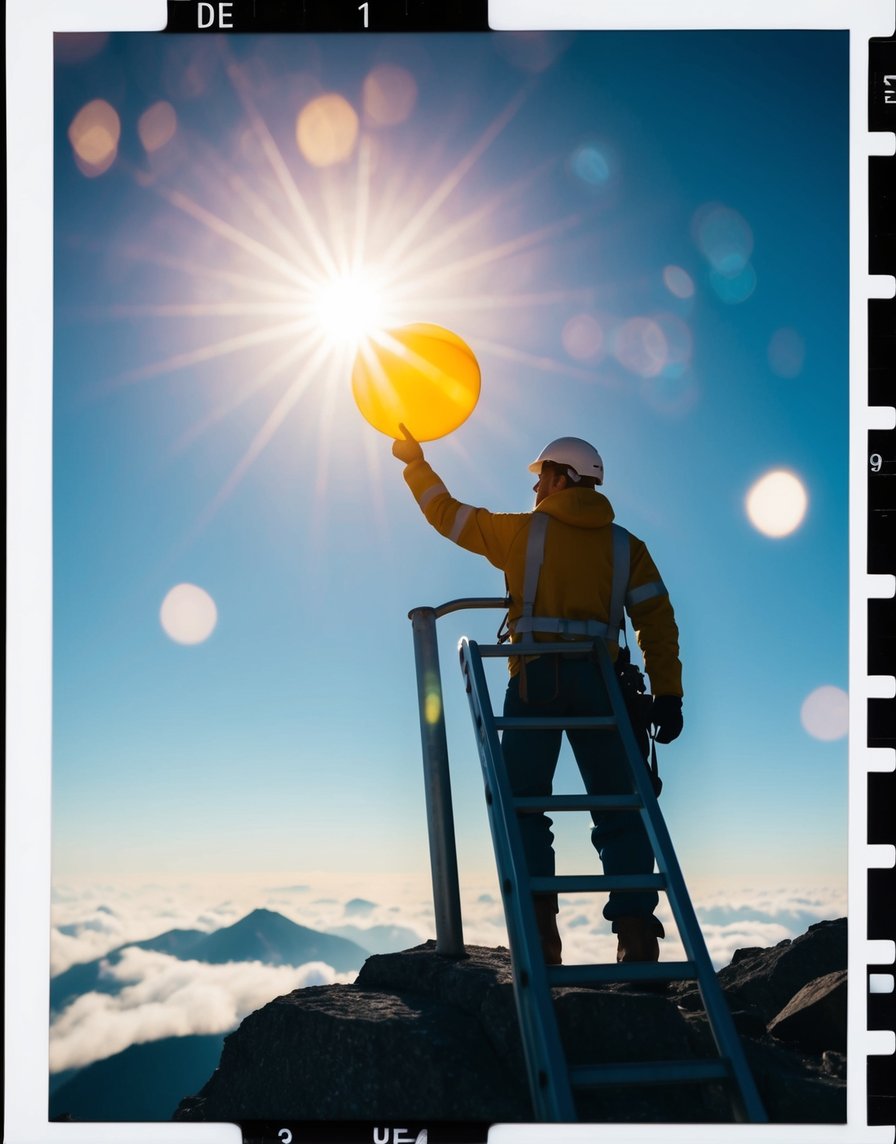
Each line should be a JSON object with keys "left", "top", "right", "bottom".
{"left": 403, "top": 459, "right": 683, "bottom": 697}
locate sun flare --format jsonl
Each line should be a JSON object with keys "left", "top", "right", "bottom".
{"left": 79, "top": 44, "right": 600, "bottom": 522}
{"left": 312, "top": 270, "right": 389, "bottom": 349}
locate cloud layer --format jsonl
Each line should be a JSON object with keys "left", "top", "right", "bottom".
{"left": 49, "top": 875, "right": 847, "bottom": 1074}
{"left": 50, "top": 947, "right": 354, "bottom": 1072}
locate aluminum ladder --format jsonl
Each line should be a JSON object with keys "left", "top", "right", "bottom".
{"left": 458, "top": 635, "right": 767, "bottom": 1124}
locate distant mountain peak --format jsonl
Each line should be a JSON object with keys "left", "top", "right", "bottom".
{"left": 51, "top": 908, "right": 371, "bottom": 1015}
{"left": 344, "top": 898, "right": 377, "bottom": 916}
{"left": 224, "top": 909, "right": 314, "bottom": 937}
{"left": 188, "top": 908, "right": 369, "bottom": 970}
{"left": 242, "top": 908, "right": 283, "bottom": 923}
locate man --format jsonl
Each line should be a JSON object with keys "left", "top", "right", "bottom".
{"left": 392, "top": 427, "right": 683, "bottom": 965}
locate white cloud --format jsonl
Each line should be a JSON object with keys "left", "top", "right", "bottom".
{"left": 49, "top": 948, "right": 354, "bottom": 1073}
{"left": 459, "top": 884, "right": 846, "bottom": 971}
{"left": 698, "top": 922, "right": 795, "bottom": 969}
{"left": 51, "top": 888, "right": 222, "bottom": 975}
{"left": 49, "top": 877, "right": 438, "bottom": 975}
{"left": 48, "top": 874, "right": 848, "bottom": 1075}
{"left": 691, "top": 884, "right": 847, "bottom": 925}
{"left": 51, "top": 930, "right": 111, "bottom": 977}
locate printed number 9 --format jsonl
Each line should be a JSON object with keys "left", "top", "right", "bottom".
{"left": 870, "top": 454, "right": 883, "bottom": 473}
{"left": 278, "top": 1131, "right": 292, "bottom": 1143}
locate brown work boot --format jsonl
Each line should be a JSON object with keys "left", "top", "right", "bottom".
{"left": 615, "top": 916, "right": 665, "bottom": 963}
{"left": 533, "top": 894, "right": 562, "bottom": 965}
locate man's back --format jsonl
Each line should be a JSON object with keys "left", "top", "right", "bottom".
{"left": 400, "top": 455, "right": 681, "bottom": 696}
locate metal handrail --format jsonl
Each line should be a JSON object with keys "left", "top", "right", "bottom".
{"left": 408, "top": 597, "right": 507, "bottom": 957}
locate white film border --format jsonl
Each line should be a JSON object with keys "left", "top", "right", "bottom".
{"left": 6, "top": 0, "right": 895, "bottom": 1141}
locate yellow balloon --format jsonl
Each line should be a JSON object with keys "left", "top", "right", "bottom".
{"left": 352, "top": 323, "right": 480, "bottom": 442}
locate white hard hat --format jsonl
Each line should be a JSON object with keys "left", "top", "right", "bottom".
{"left": 528, "top": 436, "right": 604, "bottom": 486}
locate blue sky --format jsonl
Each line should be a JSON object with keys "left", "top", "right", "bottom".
{"left": 52, "top": 28, "right": 849, "bottom": 917}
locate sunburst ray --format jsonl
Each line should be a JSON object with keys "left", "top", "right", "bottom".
{"left": 381, "top": 84, "right": 532, "bottom": 267}
{"left": 194, "top": 336, "right": 334, "bottom": 530}
{"left": 225, "top": 54, "right": 340, "bottom": 281}
{"left": 71, "top": 42, "right": 605, "bottom": 544}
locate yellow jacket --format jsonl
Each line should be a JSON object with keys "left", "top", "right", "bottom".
{"left": 403, "top": 458, "right": 683, "bottom": 697}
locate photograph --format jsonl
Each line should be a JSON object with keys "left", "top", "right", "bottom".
{"left": 6, "top": 0, "right": 889, "bottom": 1139}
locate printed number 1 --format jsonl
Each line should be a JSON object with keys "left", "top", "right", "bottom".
{"left": 359, "top": 2, "right": 369, "bottom": 27}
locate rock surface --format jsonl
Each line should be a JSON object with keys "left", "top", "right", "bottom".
{"left": 175, "top": 918, "right": 847, "bottom": 1124}
{"left": 690, "top": 917, "right": 846, "bottom": 1018}
{"left": 767, "top": 969, "right": 848, "bottom": 1054}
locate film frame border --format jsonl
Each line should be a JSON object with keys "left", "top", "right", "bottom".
{"left": 6, "top": 0, "right": 896, "bottom": 1141}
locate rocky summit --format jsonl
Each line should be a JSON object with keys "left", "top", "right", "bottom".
{"left": 175, "top": 918, "right": 847, "bottom": 1124}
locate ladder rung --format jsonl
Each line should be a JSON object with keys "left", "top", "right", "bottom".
{"left": 546, "top": 961, "right": 696, "bottom": 987}
{"left": 515, "top": 794, "right": 642, "bottom": 813}
{"left": 495, "top": 716, "right": 617, "bottom": 731}
{"left": 570, "top": 1059, "right": 731, "bottom": 1088}
{"left": 531, "top": 874, "right": 667, "bottom": 893}
{"left": 475, "top": 642, "right": 601, "bottom": 657}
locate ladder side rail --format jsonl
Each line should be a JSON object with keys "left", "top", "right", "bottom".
{"left": 592, "top": 639, "right": 768, "bottom": 1124}
{"left": 459, "top": 638, "right": 577, "bottom": 1122}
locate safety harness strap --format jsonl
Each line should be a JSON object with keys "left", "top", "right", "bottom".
{"left": 518, "top": 616, "right": 612, "bottom": 639}
{"left": 608, "top": 523, "right": 630, "bottom": 642}
{"left": 512, "top": 516, "right": 631, "bottom": 646}
{"left": 515, "top": 511, "right": 549, "bottom": 635}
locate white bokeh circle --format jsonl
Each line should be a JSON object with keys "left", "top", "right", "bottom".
{"left": 160, "top": 583, "right": 218, "bottom": 645}
{"left": 800, "top": 685, "right": 848, "bottom": 741}
{"left": 745, "top": 469, "right": 808, "bottom": 538}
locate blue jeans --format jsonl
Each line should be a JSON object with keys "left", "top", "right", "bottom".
{"left": 501, "top": 653, "right": 660, "bottom": 931}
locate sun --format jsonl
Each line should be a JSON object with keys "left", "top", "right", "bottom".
{"left": 312, "top": 269, "right": 389, "bottom": 350}
{"left": 88, "top": 48, "right": 596, "bottom": 522}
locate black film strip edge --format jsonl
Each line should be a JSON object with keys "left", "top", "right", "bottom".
{"left": 235, "top": 1121, "right": 490, "bottom": 1143}
{"left": 868, "top": 15, "right": 896, "bottom": 1133}
{"left": 164, "top": 0, "right": 490, "bottom": 34}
